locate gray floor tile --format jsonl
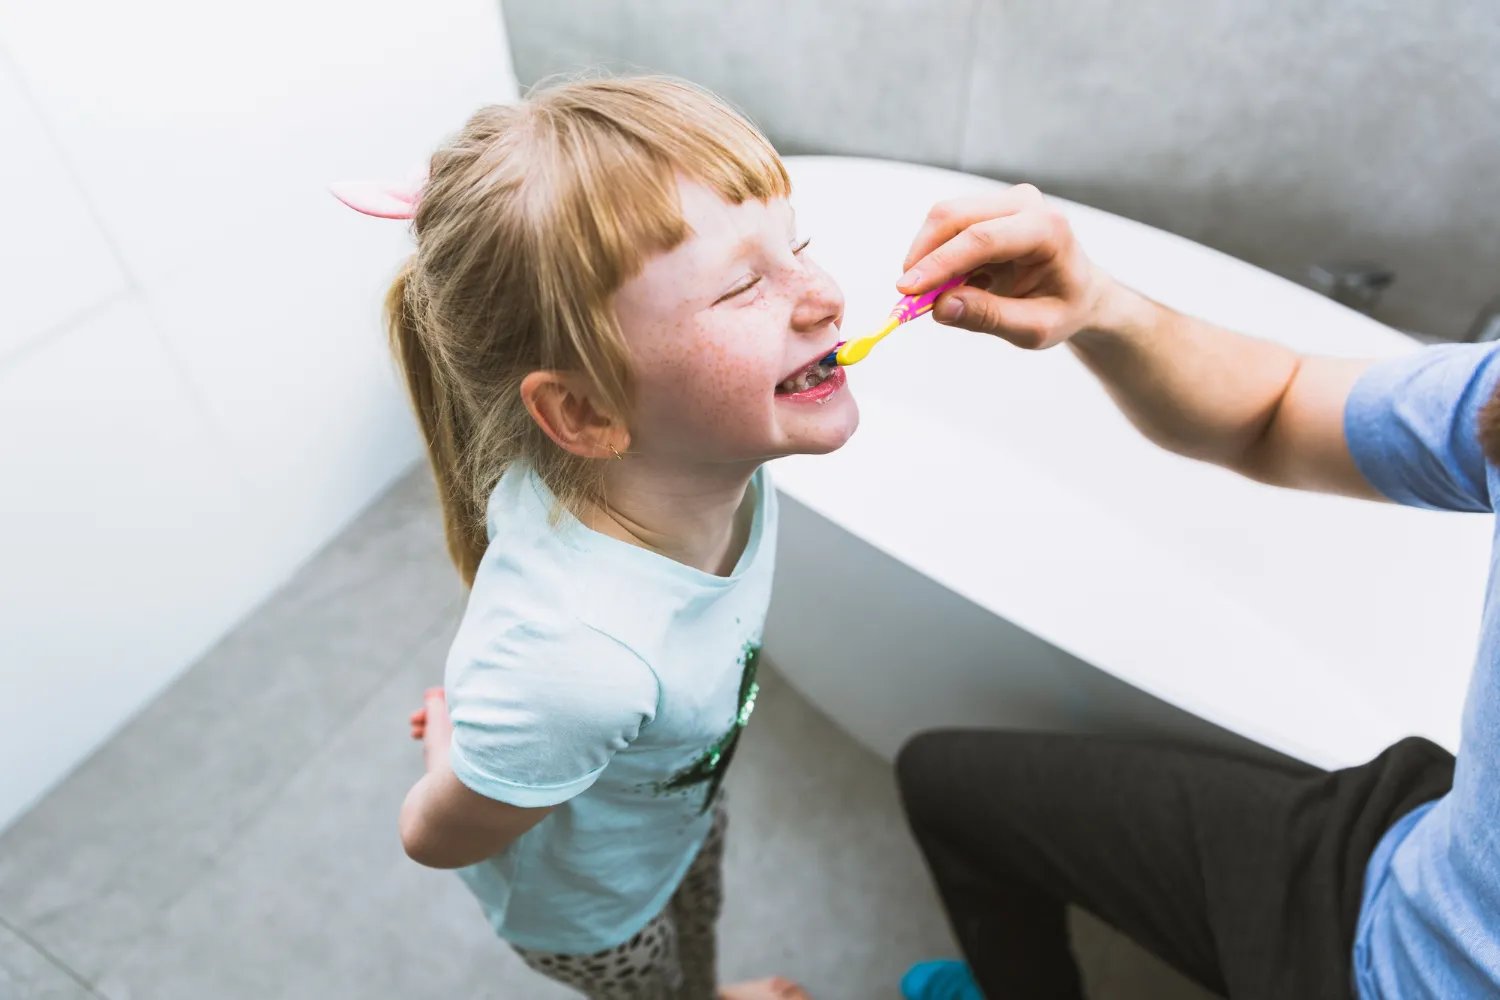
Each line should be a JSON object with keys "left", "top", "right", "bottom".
{"left": 0, "top": 919, "right": 101, "bottom": 1000}
{"left": 0, "top": 467, "right": 464, "bottom": 982}
{"left": 718, "top": 662, "right": 958, "bottom": 993}
{"left": 94, "top": 621, "right": 574, "bottom": 1000}
{"left": 1073, "top": 910, "right": 1220, "bottom": 1000}
{"left": 85, "top": 641, "right": 1213, "bottom": 999}
{"left": 11, "top": 467, "right": 1225, "bottom": 999}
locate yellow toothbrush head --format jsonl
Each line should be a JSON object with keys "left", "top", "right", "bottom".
{"left": 834, "top": 316, "right": 900, "bottom": 366}
{"left": 831, "top": 272, "right": 972, "bottom": 367}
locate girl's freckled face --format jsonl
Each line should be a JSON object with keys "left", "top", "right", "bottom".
{"left": 612, "top": 179, "right": 859, "bottom": 465}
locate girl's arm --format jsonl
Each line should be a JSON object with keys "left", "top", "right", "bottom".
{"left": 399, "top": 765, "right": 553, "bottom": 869}
{"left": 402, "top": 626, "right": 656, "bottom": 869}
{"left": 400, "top": 691, "right": 551, "bottom": 869}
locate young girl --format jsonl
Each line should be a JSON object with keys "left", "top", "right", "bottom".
{"left": 349, "top": 76, "right": 857, "bottom": 999}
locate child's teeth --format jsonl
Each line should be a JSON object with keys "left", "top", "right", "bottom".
{"left": 779, "top": 361, "right": 839, "bottom": 394}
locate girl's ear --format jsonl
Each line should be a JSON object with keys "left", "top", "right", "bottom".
{"left": 520, "top": 371, "right": 628, "bottom": 460}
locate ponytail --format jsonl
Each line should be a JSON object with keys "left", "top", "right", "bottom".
{"left": 386, "top": 263, "right": 488, "bottom": 587}
{"left": 365, "top": 78, "right": 790, "bottom": 587}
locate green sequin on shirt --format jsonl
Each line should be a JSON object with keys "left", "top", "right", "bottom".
{"left": 655, "top": 641, "right": 761, "bottom": 812}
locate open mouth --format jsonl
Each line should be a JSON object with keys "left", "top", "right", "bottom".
{"left": 776, "top": 362, "right": 837, "bottom": 395}
{"left": 775, "top": 349, "right": 841, "bottom": 396}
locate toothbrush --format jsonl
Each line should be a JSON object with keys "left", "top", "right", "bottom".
{"left": 822, "top": 272, "right": 972, "bottom": 367}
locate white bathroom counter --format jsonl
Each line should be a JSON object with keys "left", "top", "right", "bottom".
{"left": 771, "top": 156, "right": 1491, "bottom": 770}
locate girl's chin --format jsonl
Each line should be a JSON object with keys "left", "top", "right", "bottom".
{"left": 779, "top": 404, "right": 860, "bottom": 456}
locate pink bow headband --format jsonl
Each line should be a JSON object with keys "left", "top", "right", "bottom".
{"left": 329, "top": 167, "right": 428, "bottom": 220}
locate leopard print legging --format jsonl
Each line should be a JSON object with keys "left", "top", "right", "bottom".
{"left": 511, "top": 802, "right": 728, "bottom": 1000}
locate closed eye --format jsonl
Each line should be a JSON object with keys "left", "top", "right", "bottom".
{"left": 714, "top": 276, "right": 761, "bottom": 305}
{"left": 712, "top": 238, "right": 809, "bottom": 305}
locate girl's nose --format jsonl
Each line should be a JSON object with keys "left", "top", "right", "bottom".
{"left": 791, "top": 265, "right": 844, "bottom": 334}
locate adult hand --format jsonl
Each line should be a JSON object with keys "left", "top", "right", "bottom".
{"left": 898, "top": 183, "right": 1118, "bottom": 351}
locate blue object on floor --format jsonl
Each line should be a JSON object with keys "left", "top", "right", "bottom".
{"left": 901, "top": 959, "right": 985, "bottom": 1000}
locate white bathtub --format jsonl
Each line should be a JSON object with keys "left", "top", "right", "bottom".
{"left": 765, "top": 156, "right": 1491, "bottom": 771}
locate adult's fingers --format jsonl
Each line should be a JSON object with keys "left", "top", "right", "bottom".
{"left": 900, "top": 210, "right": 1057, "bottom": 296}
{"left": 933, "top": 286, "right": 1070, "bottom": 351}
{"left": 901, "top": 184, "right": 1046, "bottom": 279}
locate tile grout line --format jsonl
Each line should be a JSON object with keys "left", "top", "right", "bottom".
{"left": 88, "top": 598, "right": 466, "bottom": 988}
{"left": 0, "top": 40, "right": 142, "bottom": 297}
{"left": 128, "top": 291, "right": 265, "bottom": 498}
{"left": 173, "top": 600, "right": 462, "bottom": 876}
{"left": 0, "top": 287, "right": 135, "bottom": 371}
{"left": 954, "top": 0, "right": 989, "bottom": 171}
{"left": 0, "top": 34, "right": 139, "bottom": 372}
{"left": 0, "top": 38, "right": 253, "bottom": 498}
{"left": 0, "top": 912, "right": 109, "bottom": 999}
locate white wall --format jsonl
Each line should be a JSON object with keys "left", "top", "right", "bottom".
{"left": 0, "top": 1, "right": 518, "bottom": 831}
{"left": 506, "top": 0, "right": 1500, "bottom": 339}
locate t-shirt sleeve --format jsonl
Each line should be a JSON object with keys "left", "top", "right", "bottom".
{"left": 1344, "top": 342, "right": 1500, "bottom": 513}
{"left": 445, "top": 621, "right": 660, "bottom": 808}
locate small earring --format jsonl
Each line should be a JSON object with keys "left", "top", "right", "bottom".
{"left": 607, "top": 442, "right": 624, "bottom": 460}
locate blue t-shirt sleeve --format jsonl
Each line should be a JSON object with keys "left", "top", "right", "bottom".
{"left": 445, "top": 622, "right": 659, "bottom": 808}
{"left": 1344, "top": 343, "right": 1500, "bottom": 513}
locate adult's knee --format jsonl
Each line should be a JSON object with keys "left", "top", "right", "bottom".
{"left": 897, "top": 729, "right": 1075, "bottom": 831}
{"left": 896, "top": 730, "right": 970, "bottom": 831}
{"left": 896, "top": 730, "right": 948, "bottom": 788}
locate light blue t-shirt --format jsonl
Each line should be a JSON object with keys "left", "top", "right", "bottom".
{"left": 442, "top": 463, "right": 777, "bottom": 953}
{"left": 1345, "top": 342, "right": 1500, "bottom": 998}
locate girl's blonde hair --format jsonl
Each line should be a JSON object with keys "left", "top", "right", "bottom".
{"left": 387, "top": 76, "right": 790, "bottom": 586}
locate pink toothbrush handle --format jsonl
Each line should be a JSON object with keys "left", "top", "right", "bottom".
{"left": 891, "top": 272, "right": 971, "bottom": 323}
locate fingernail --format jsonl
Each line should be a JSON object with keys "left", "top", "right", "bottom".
{"left": 937, "top": 296, "right": 964, "bottom": 322}
{"left": 899, "top": 268, "right": 921, "bottom": 289}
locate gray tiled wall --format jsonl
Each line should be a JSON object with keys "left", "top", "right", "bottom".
{"left": 501, "top": 0, "right": 1500, "bottom": 339}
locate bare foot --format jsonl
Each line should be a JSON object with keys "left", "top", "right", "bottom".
{"left": 718, "top": 977, "right": 812, "bottom": 1000}
{"left": 408, "top": 687, "right": 451, "bottom": 773}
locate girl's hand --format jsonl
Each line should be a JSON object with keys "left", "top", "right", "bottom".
{"left": 408, "top": 687, "right": 451, "bottom": 775}
{"left": 896, "top": 183, "right": 1119, "bottom": 351}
